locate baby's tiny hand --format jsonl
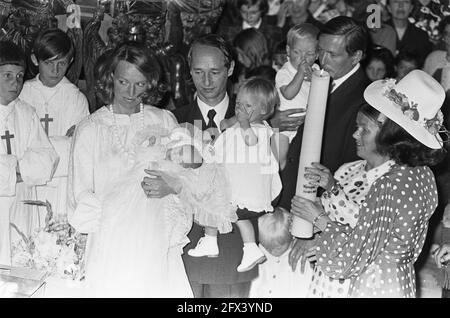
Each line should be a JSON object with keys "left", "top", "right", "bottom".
{"left": 236, "top": 104, "right": 252, "bottom": 123}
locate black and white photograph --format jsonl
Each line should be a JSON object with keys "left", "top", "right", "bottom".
{"left": 0, "top": 0, "right": 450, "bottom": 301}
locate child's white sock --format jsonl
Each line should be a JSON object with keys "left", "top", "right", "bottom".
{"left": 203, "top": 234, "right": 217, "bottom": 242}
{"left": 243, "top": 242, "right": 258, "bottom": 249}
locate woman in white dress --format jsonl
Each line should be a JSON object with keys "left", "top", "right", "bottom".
{"left": 67, "top": 42, "right": 201, "bottom": 297}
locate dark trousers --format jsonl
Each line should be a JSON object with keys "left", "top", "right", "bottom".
{"left": 189, "top": 281, "right": 251, "bottom": 298}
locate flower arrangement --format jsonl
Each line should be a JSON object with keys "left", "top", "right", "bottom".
{"left": 10, "top": 200, "right": 87, "bottom": 282}
{"left": 382, "top": 81, "right": 445, "bottom": 137}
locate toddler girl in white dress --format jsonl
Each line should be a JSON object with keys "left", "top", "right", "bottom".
{"left": 188, "top": 77, "right": 282, "bottom": 272}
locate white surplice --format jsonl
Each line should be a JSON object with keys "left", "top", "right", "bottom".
{"left": 0, "top": 99, "right": 59, "bottom": 265}
{"left": 67, "top": 106, "right": 194, "bottom": 297}
{"left": 19, "top": 76, "right": 89, "bottom": 222}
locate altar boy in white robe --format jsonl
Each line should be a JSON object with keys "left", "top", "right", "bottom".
{"left": 0, "top": 41, "right": 59, "bottom": 265}
{"left": 19, "top": 28, "right": 89, "bottom": 223}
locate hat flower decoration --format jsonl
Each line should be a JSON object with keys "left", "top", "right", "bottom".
{"left": 364, "top": 70, "right": 448, "bottom": 149}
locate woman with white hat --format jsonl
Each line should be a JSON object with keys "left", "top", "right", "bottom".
{"left": 291, "top": 69, "right": 448, "bottom": 297}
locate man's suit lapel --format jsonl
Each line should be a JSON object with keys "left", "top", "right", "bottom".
{"left": 330, "top": 67, "right": 364, "bottom": 100}
{"left": 188, "top": 99, "right": 208, "bottom": 130}
{"left": 225, "top": 96, "right": 235, "bottom": 119}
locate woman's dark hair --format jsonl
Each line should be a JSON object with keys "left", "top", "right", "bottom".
{"left": 364, "top": 45, "right": 396, "bottom": 78}
{"left": 32, "top": 28, "right": 74, "bottom": 62}
{"left": 0, "top": 40, "right": 26, "bottom": 68}
{"left": 358, "top": 103, "right": 382, "bottom": 124}
{"left": 94, "top": 41, "right": 160, "bottom": 105}
{"left": 358, "top": 103, "right": 445, "bottom": 166}
{"left": 233, "top": 28, "right": 270, "bottom": 70}
{"left": 376, "top": 117, "right": 446, "bottom": 167}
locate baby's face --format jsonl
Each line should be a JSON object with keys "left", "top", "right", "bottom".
{"left": 167, "top": 144, "right": 203, "bottom": 168}
{"left": 287, "top": 38, "right": 318, "bottom": 69}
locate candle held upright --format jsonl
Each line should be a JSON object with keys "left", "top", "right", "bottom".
{"left": 290, "top": 69, "right": 330, "bottom": 238}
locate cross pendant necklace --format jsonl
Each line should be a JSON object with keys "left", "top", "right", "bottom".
{"left": 40, "top": 113, "right": 53, "bottom": 135}
{"left": 1, "top": 129, "right": 14, "bottom": 154}
{"left": 39, "top": 85, "right": 60, "bottom": 136}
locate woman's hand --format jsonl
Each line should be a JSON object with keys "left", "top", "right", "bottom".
{"left": 291, "top": 195, "right": 324, "bottom": 223}
{"left": 304, "top": 162, "right": 335, "bottom": 191}
{"left": 433, "top": 243, "right": 450, "bottom": 268}
{"left": 141, "top": 169, "right": 181, "bottom": 199}
{"left": 288, "top": 238, "right": 318, "bottom": 272}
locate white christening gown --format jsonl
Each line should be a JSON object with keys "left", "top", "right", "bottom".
{"left": 68, "top": 106, "right": 194, "bottom": 297}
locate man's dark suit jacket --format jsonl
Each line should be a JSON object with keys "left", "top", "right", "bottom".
{"left": 389, "top": 20, "right": 433, "bottom": 64}
{"left": 278, "top": 67, "right": 371, "bottom": 211}
{"left": 172, "top": 98, "right": 259, "bottom": 285}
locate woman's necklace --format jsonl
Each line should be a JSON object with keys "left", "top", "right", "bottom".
{"left": 108, "top": 103, "right": 145, "bottom": 164}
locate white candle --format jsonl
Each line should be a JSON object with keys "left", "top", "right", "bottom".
{"left": 290, "top": 69, "right": 330, "bottom": 238}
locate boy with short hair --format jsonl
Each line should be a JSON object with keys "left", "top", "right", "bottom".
{"left": 19, "top": 28, "right": 89, "bottom": 223}
{"left": 0, "top": 41, "right": 59, "bottom": 265}
{"left": 249, "top": 207, "right": 313, "bottom": 297}
{"left": 275, "top": 23, "right": 319, "bottom": 169}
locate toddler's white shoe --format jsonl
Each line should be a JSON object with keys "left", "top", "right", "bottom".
{"left": 187, "top": 236, "right": 219, "bottom": 257}
{"left": 237, "top": 243, "right": 266, "bottom": 272}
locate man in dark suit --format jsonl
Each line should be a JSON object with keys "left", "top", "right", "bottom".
{"left": 171, "top": 34, "right": 259, "bottom": 298}
{"left": 387, "top": 0, "right": 432, "bottom": 64}
{"left": 275, "top": 16, "right": 371, "bottom": 269}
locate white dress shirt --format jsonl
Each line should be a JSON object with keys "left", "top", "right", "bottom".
{"left": 243, "top": 19, "right": 262, "bottom": 30}
{"left": 197, "top": 94, "right": 229, "bottom": 130}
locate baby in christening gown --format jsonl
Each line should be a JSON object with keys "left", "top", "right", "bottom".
{"left": 85, "top": 125, "right": 233, "bottom": 297}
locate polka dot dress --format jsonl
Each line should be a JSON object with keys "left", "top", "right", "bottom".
{"left": 308, "top": 160, "right": 394, "bottom": 298}
{"left": 315, "top": 165, "right": 438, "bottom": 298}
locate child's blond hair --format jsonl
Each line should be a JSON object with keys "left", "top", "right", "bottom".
{"left": 258, "top": 207, "right": 292, "bottom": 252}
{"left": 286, "top": 23, "right": 320, "bottom": 47}
{"left": 239, "top": 76, "right": 279, "bottom": 118}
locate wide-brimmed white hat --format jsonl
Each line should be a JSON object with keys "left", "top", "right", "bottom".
{"left": 364, "top": 70, "right": 446, "bottom": 149}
